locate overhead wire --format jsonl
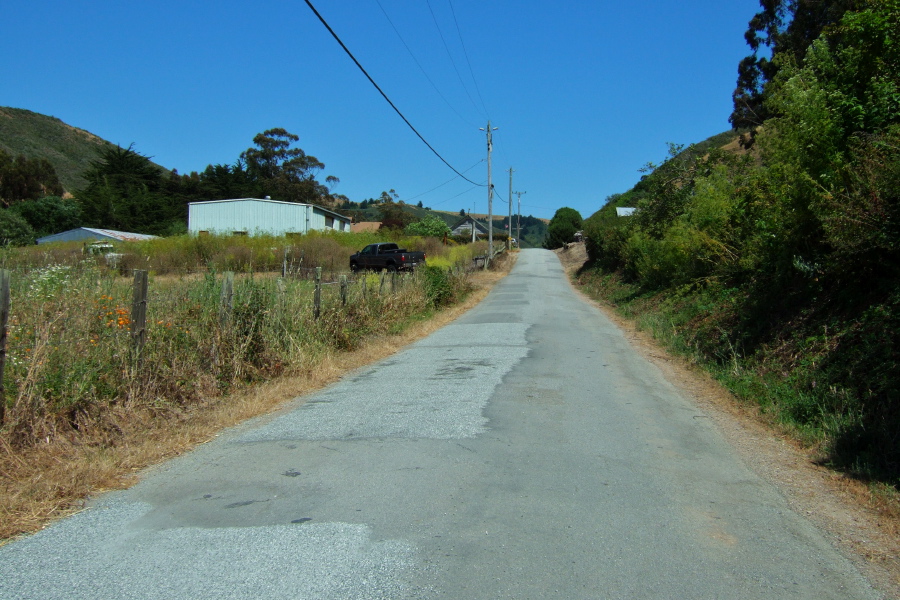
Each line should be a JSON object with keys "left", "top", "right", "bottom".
{"left": 446, "top": 0, "right": 490, "bottom": 119}
{"left": 302, "top": 0, "right": 484, "bottom": 187}
{"left": 404, "top": 159, "right": 484, "bottom": 203}
{"left": 424, "top": 0, "right": 484, "bottom": 118}
{"left": 429, "top": 183, "right": 483, "bottom": 207}
{"left": 372, "top": 0, "right": 477, "bottom": 128}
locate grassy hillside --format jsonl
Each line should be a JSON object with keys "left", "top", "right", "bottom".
{"left": 0, "top": 107, "right": 122, "bottom": 193}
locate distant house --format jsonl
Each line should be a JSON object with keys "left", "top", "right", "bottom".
{"left": 188, "top": 198, "right": 351, "bottom": 236}
{"left": 36, "top": 228, "right": 159, "bottom": 245}
{"left": 616, "top": 207, "right": 637, "bottom": 217}
{"left": 450, "top": 215, "right": 489, "bottom": 238}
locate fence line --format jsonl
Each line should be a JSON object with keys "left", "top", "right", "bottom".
{"left": 130, "top": 270, "right": 149, "bottom": 356}
{"left": 0, "top": 260, "right": 472, "bottom": 420}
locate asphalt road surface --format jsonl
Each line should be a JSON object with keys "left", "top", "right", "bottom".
{"left": 0, "top": 249, "right": 883, "bottom": 599}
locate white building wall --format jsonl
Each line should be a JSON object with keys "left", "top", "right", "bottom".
{"left": 188, "top": 199, "right": 349, "bottom": 235}
{"left": 308, "top": 208, "right": 326, "bottom": 231}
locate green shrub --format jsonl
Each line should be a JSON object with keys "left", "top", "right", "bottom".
{"left": 543, "top": 207, "right": 583, "bottom": 249}
{"left": 0, "top": 209, "right": 35, "bottom": 246}
{"left": 419, "top": 265, "right": 455, "bottom": 307}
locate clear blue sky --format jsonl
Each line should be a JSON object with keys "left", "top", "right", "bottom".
{"left": 2, "top": 0, "right": 760, "bottom": 220}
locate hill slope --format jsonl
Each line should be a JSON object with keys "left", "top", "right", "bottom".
{"left": 0, "top": 107, "right": 118, "bottom": 193}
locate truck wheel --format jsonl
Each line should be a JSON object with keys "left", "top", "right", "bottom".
{"left": 350, "top": 262, "right": 359, "bottom": 272}
{"left": 386, "top": 263, "right": 398, "bottom": 272}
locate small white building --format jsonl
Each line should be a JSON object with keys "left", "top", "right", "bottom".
{"left": 188, "top": 198, "right": 351, "bottom": 236}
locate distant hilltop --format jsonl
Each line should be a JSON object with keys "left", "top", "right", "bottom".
{"left": 0, "top": 106, "right": 165, "bottom": 193}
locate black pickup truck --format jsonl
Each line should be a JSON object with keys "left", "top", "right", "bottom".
{"left": 349, "top": 242, "right": 426, "bottom": 272}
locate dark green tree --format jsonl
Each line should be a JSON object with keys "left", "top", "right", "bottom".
{"left": 0, "top": 209, "right": 36, "bottom": 246}
{"left": 239, "top": 128, "right": 331, "bottom": 204}
{"left": 378, "top": 200, "right": 416, "bottom": 230}
{"left": 730, "top": 0, "right": 859, "bottom": 129}
{"left": 0, "top": 149, "right": 64, "bottom": 206}
{"left": 76, "top": 144, "right": 181, "bottom": 234}
{"left": 544, "top": 207, "right": 583, "bottom": 249}
{"left": 378, "top": 189, "right": 399, "bottom": 204}
{"left": 12, "top": 195, "right": 82, "bottom": 238}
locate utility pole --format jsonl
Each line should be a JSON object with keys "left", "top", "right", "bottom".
{"left": 515, "top": 191, "right": 526, "bottom": 246}
{"left": 508, "top": 167, "right": 514, "bottom": 248}
{"left": 480, "top": 121, "right": 497, "bottom": 260}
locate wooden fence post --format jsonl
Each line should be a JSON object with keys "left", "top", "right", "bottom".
{"left": 314, "top": 267, "right": 322, "bottom": 319}
{"left": 379, "top": 271, "right": 386, "bottom": 294}
{"left": 340, "top": 275, "right": 347, "bottom": 306}
{"left": 362, "top": 274, "right": 367, "bottom": 300}
{"left": 219, "top": 271, "right": 234, "bottom": 326}
{"left": 130, "top": 269, "right": 149, "bottom": 355}
{"left": 0, "top": 269, "right": 9, "bottom": 425}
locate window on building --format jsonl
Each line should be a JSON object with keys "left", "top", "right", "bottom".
{"left": 325, "top": 216, "right": 335, "bottom": 229}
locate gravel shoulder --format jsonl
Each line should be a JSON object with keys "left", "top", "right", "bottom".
{"left": 556, "top": 242, "right": 900, "bottom": 598}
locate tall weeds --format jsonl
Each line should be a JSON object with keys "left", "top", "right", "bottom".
{"left": 0, "top": 233, "right": 477, "bottom": 452}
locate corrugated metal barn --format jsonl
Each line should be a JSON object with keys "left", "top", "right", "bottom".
{"left": 36, "top": 228, "right": 159, "bottom": 244}
{"left": 188, "top": 198, "right": 351, "bottom": 236}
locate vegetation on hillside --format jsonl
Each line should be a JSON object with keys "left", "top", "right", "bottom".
{"left": 72, "top": 128, "right": 343, "bottom": 236}
{"left": 0, "top": 107, "right": 119, "bottom": 192}
{"left": 730, "top": 0, "right": 862, "bottom": 129}
{"left": 0, "top": 149, "right": 63, "bottom": 206}
{"left": 0, "top": 113, "right": 550, "bottom": 245}
{"left": 582, "top": 0, "right": 900, "bottom": 484}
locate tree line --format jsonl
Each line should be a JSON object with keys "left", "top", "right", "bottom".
{"left": 0, "top": 128, "right": 340, "bottom": 242}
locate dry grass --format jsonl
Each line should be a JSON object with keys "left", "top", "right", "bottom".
{"left": 0, "top": 254, "right": 516, "bottom": 542}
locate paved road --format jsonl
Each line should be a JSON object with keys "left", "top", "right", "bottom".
{"left": 0, "top": 249, "right": 882, "bottom": 599}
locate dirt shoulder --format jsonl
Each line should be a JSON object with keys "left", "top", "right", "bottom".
{"left": 555, "top": 242, "right": 900, "bottom": 598}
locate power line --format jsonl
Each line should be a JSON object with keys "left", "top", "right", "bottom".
{"left": 424, "top": 0, "right": 483, "bottom": 118}
{"left": 302, "top": 0, "right": 484, "bottom": 187}
{"left": 405, "top": 159, "right": 484, "bottom": 202}
{"left": 372, "top": 0, "right": 476, "bottom": 128}
{"left": 429, "top": 183, "right": 483, "bottom": 207}
{"left": 446, "top": 0, "right": 490, "bottom": 119}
